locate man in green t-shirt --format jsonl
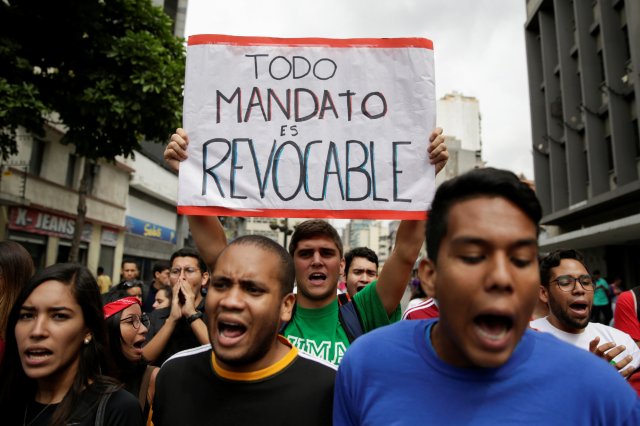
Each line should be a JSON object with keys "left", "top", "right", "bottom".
{"left": 164, "top": 127, "right": 448, "bottom": 365}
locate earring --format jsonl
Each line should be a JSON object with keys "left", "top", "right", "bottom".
{"left": 84, "top": 336, "right": 91, "bottom": 345}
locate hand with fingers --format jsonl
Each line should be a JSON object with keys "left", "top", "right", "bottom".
{"left": 428, "top": 127, "right": 448, "bottom": 175}
{"left": 168, "top": 283, "right": 183, "bottom": 322}
{"left": 178, "top": 279, "right": 198, "bottom": 318}
{"left": 589, "top": 336, "right": 636, "bottom": 378}
{"left": 164, "top": 128, "right": 190, "bottom": 173}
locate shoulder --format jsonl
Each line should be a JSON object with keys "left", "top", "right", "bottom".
{"left": 296, "top": 349, "right": 338, "bottom": 373}
{"left": 161, "top": 344, "right": 211, "bottom": 368}
{"left": 529, "top": 317, "right": 554, "bottom": 332}
{"left": 342, "top": 320, "right": 423, "bottom": 364}
{"left": 617, "top": 290, "right": 635, "bottom": 306}
{"left": 402, "top": 298, "right": 437, "bottom": 320}
{"left": 102, "top": 388, "right": 144, "bottom": 425}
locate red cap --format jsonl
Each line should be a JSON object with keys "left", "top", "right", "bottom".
{"left": 103, "top": 296, "right": 141, "bottom": 319}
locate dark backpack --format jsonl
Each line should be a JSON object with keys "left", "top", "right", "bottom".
{"left": 279, "top": 293, "right": 365, "bottom": 343}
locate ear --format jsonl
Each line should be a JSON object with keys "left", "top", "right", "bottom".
{"left": 279, "top": 293, "right": 296, "bottom": 323}
{"left": 418, "top": 258, "right": 437, "bottom": 299}
{"left": 339, "top": 257, "right": 345, "bottom": 277}
{"left": 539, "top": 285, "right": 549, "bottom": 305}
{"left": 200, "top": 271, "right": 210, "bottom": 289}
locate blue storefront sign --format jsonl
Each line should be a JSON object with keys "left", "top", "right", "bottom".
{"left": 126, "top": 216, "right": 176, "bottom": 244}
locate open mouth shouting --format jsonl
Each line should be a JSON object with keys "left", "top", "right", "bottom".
{"left": 24, "top": 347, "right": 53, "bottom": 366}
{"left": 308, "top": 272, "right": 327, "bottom": 286}
{"left": 568, "top": 301, "right": 589, "bottom": 318}
{"left": 217, "top": 319, "right": 248, "bottom": 347}
{"left": 473, "top": 314, "right": 515, "bottom": 350}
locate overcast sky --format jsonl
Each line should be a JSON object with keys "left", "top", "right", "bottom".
{"left": 184, "top": 0, "right": 534, "bottom": 178}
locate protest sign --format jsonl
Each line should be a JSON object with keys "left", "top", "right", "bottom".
{"left": 179, "top": 34, "right": 435, "bottom": 219}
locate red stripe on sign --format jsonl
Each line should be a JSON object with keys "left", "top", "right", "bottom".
{"left": 177, "top": 206, "right": 429, "bottom": 220}
{"left": 188, "top": 34, "right": 433, "bottom": 50}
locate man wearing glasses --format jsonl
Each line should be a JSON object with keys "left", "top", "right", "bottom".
{"left": 531, "top": 249, "right": 640, "bottom": 380}
{"left": 143, "top": 247, "right": 210, "bottom": 366}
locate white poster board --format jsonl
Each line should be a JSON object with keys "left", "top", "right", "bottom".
{"left": 179, "top": 35, "right": 435, "bottom": 219}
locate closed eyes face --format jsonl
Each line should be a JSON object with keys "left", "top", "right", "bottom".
{"left": 428, "top": 196, "right": 539, "bottom": 369}
{"left": 15, "top": 280, "right": 88, "bottom": 384}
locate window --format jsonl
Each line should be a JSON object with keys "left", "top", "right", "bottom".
{"left": 28, "top": 139, "right": 45, "bottom": 176}
{"left": 65, "top": 154, "right": 77, "bottom": 188}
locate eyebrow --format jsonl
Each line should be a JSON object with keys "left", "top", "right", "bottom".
{"left": 20, "top": 306, "right": 75, "bottom": 313}
{"left": 450, "top": 236, "right": 538, "bottom": 248}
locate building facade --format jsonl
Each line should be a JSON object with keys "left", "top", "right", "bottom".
{"left": 435, "top": 92, "right": 485, "bottom": 187}
{"left": 0, "top": 123, "right": 130, "bottom": 277}
{"left": 525, "top": 0, "right": 640, "bottom": 285}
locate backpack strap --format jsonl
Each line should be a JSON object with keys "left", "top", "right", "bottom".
{"left": 138, "top": 365, "right": 154, "bottom": 410}
{"left": 632, "top": 287, "right": 640, "bottom": 324}
{"left": 337, "top": 296, "right": 364, "bottom": 343}
{"left": 338, "top": 302, "right": 364, "bottom": 343}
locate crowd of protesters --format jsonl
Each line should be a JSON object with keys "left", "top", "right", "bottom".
{"left": 1, "top": 128, "right": 639, "bottom": 425}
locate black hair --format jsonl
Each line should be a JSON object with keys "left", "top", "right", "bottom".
{"left": 224, "top": 235, "right": 295, "bottom": 296}
{"left": 0, "top": 240, "right": 35, "bottom": 339}
{"left": 152, "top": 260, "right": 171, "bottom": 275}
{"left": 344, "top": 247, "right": 378, "bottom": 275}
{"left": 539, "top": 249, "right": 588, "bottom": 287}
{"left": 156, "top": 284, "right": 172, "bottom": 302}
{"left": 0, "top": 263, "right": 117, "bottom": 426}
{"left": 170, "top": 247, "right": 208, "bottom": 274}
{"left": 288, "top": 219, "right": 343, "bottom": 258}
{"left": 121, "top": 259, "right": 139, "bottom": 269}
{"left": 425, "top": 167, "right": 542, "bottom": 264}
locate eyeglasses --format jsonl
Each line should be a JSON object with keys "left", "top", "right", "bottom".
{"left": 120, "top": 313, "right": 150, "bottom": 329}
{"left": 550, "top": 275, "right": 595, "bottom": 292}
{"left": 170, "top": 267, "right": 200, "bottom": 276}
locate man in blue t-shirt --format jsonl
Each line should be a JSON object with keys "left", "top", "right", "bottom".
{"left": 334, "top": 168, "right": 640, "bottom": 425}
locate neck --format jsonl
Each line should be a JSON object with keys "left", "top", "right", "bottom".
{"left": 295, "top": 293, "right": 337, "bottom": 309}
{"left": 35, "top": 363, "right": 78, "bottom": 404}
{"left": 216, "top": 337, "right": 290, "bottom": 373}
{"left": 547, "top": 315, "right": 586, "bottom": 334}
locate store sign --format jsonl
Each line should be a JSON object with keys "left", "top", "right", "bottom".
{"left": 125, "top": 216, "right": 177, "bottom": 244}
{"left": 8, "top": 207, "right": 93, "bottom": 242}
{"left": 100, "top": 227, "right": 119, "bottom": 247}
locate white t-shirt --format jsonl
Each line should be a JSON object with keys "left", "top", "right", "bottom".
{"left": 530, "top": 317, "right": 640, "bottom": 370}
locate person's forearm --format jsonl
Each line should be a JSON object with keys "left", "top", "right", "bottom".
{"left": 187, "top": 215, "right": 228, "bottom": 271}
{"left": 143, "top": 318, "right": 177, "bottom": 363}
{"left": 190, "top": 318, "right": 210, "bottom": 345}
{"left": 376, "top": 220, "right": 425, "bottom": 315}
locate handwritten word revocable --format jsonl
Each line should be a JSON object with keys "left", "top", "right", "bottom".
{"left": 201, "top": 138, "right": 411, "bottom": 203}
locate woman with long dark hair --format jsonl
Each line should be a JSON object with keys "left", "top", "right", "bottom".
{"left": 0, "top": 240, "right": 35, "bottom": 361}
{"left": 0, "top": 263, "right": 143, "bottom": 425}
{"left": 102, "top": 291, "right": 157, "bottom": 417}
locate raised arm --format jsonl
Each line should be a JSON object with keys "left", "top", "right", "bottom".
{"left": 375, "top": 128, "right": 447, "bottom": 315}
{"left": 164, "top": 128, "right": 228, "bottom": 271}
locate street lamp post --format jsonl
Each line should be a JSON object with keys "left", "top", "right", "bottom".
{"left": 270, "top": 218, "right": 293, "bottom": 249}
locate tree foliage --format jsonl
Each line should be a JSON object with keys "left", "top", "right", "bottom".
{"left": 0, "top": 0, "right": 185, "bottom": 160}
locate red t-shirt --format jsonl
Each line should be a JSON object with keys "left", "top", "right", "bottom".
{"left": 614, "top": 290, "right": 640, "bottom": 341}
